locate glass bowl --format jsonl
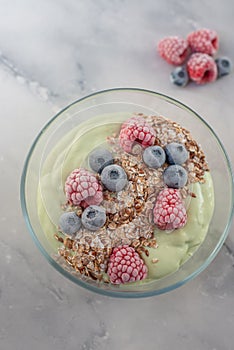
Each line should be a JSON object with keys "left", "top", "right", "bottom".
{"left": 20, "top": 88, "right": 234, "bottom": 298}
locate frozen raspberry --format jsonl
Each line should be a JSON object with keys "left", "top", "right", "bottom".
{"left": 187, "top": 53, "right": 217, "bottom": 84}
{"left": 187, "top": 28, "right": 218, "bottom": 56}
{"left": 153, "top": 188, "right": 187, "bottom": 230}
{"left": 157, "top": 36, "right": 189, "bottom": 65}
{"left": 119, "top": 117, "right": 156, "bottom": 153}
{"left": 107, "top": 245, "right": 148, "bottom": 284}
{"left": 65, "top": 168, "right": 103, "bottom": 207}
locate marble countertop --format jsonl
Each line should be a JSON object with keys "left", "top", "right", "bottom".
{"left": 1, "top": 1, "right": 234, "bottom": 349}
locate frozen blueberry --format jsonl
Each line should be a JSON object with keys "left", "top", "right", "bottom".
{"left": 59, "top": 212, "right": 81, "bottom": 235}
{"left": 101, "top": 164, "right": 128, "bottom": 192}
{"left": 81, "top": 205, "right": 106, "bottom": 231}
{"left": 215, "top": 57, "right": 232, "bottom": 78}
{"left": 143, "top": 146, "right": 166, "bottom": 168}
{"left": 163, "top": 165, "right": 188, "bottom": 189}
{"left": 170, "top": 66, "right": 189, "bottom": 87}
{"left": 88, "top": 147, "right": 114, "bottom": 174}
{"left": 165, "top": 142, "right": 189, "bottom": 165}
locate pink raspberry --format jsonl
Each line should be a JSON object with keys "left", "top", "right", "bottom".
{"left": 153, "top": 188, "right": 187, "bottom": 230}
{"left": 65, "top": 168, "right": 103, "bottom": 207}
{"left": 187, "top": 28, "right": 218, "bottom": 56}
{"left": 119, "top": 117, "right": 156, "bottom": 153}
{"left": 157, "top": 36, "right": 189, "bottom": 65}
{"left": 107, "top": 245, "right": 148, "bottom": 284}
{"left": 187, "top": 53, "right": 217, "bottom": 84}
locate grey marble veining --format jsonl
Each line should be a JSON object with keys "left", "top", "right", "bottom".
{"left": 1, "top": 0, "right": 234, "bottom": 349}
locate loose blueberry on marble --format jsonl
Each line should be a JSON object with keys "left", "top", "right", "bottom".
{"left": 164, "top": 142, "right": 189, "bottom": 165}
{"left": 170, "top": 66, "right": 189, "bottom": 87}
{"left": 163, "top": 165, "right": 188, "bottom": 188}
{"left": 101, "top": 164, "right": 128, "bottom": 192}
{"left": 59, "top": 211, "right": 81, "bottom": 235}
{"left": 215, "top": 57, "right": 232, "bottom": 78}
{"left": 89, "top": 147, "right": 114, "bottom": 174}
{"left": 81, "top": 205, "right": 106, "bottom": 231}
{"left": 143, "top": 145, "right": 166, "bottom": 168}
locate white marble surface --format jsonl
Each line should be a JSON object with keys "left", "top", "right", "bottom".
{"left": 1, "top": 1, "right": 234, "bottom": 349}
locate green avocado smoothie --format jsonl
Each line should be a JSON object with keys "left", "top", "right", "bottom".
{"left": 141, "top": 171, "right": 214, "bottom": 279}
{"left": 37, "top": 112, "right": 214, "bottom": 284}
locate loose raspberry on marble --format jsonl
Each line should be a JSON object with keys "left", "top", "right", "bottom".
{"left": 187, "top": 28, "right": 218, "bottom": 56}
{"left": 187, "top": 53, "right": 217, "bottom": 84}
{"left": 153, "top": 188, "right": 187, "bottom": 230}
{"left": 107, "top": 245, "right": 148, "bottom": 284}
{"left": 157, "top": 36, "right": 189, "bottom": 65}
{"left": 119, "top": 116, "right": 156, "bottom": 153}
{"left": 65, "top": 168, "right": 103, "bottom": 207}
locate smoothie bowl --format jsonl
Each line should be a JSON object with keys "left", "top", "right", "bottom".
{"left": 20, "top": 88, "right": 234, "bottom": 297}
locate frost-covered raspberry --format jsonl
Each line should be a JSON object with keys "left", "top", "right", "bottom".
{"left": 187, "top": 53, "right": 217, "bottom": 84}
{"left": 119, "top": 116, "right": 156, "bottom": 153}
{"left": 187, "top": 28, "right": 218, "bottom": 56}
{"left": 107, "top": 245, "right": 148, "bottom": 284}
{"left": 65, "top": 168, "right": 103, "bottom": 207}
{"left": 153, "top": 188, "right": 187, "bottom": 230}
{"left": 157, "top": 36, "right": 189, "bottom": 65}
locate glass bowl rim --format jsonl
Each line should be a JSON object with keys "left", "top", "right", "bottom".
{"left": 20, "top": 87, "right": 234, "bottom": 298}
